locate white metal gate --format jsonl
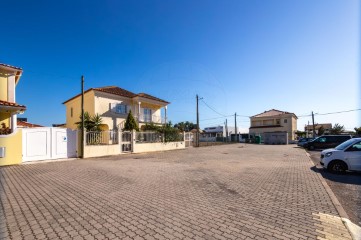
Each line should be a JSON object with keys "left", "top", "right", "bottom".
{"left": 121, "top": 131, "right": 132, "bottom": 153}
{"left": 22, "top": 128, "right": 78, "bottom": 162}
{"left": 185, "top": 132, "right": 193, "bottom": 147}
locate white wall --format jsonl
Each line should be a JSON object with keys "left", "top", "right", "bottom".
{"left": 84, "top": 144, "right": 120, "bottom": 158}
{"left": 133, "top": 141, "right": 185, "bottom": 153}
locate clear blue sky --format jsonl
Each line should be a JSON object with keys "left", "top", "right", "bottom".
{"left": 1, "top": 0, "right": 360, "bottom": 131}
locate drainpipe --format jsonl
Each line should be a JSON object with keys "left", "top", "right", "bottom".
{"left": 164, "top": 106, "right": 167, "bottom": 124}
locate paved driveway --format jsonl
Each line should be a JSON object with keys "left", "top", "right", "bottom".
{"left": 307, "top": 149, "right": 361, "bottom": 226}
{"left": 0, "top": 145, "right": 352, "bottom": 240}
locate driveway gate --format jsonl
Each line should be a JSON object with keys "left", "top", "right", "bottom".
{"left": 185, "top": 132, "right": 193, "bottom": 147}
{"left": 121, "top": 131, "right": 132, "bottom": 152}
{"left": 22, "top": 127, "right": 77, "bottom": 162}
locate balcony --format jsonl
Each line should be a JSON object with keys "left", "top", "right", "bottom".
{"left": 136, "top": 114, "right": 165, "bottom": 124}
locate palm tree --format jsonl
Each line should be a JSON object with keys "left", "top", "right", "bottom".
{"left": 330, "top": 123, "right": 345, "bottom": 135}
{"left": 76, "top": 112, "right": 103, "bottom": 131}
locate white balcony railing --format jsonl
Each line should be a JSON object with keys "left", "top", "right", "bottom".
{"left": 136, "top": 114, "right": 165, "bottom": 124}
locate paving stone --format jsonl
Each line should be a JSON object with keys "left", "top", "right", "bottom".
{"left": 0, "top": 144, "right": 352, "bottom": 239}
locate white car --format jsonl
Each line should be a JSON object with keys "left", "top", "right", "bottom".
{"left": 320, "top": 138, "right": 361, "bottom": 173}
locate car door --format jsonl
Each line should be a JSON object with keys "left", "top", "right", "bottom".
{"left": 345, "top": 141, "right": 361, "bottom": 170}
{"left": 315, "top": 137, "right": 326, "bottom": 149}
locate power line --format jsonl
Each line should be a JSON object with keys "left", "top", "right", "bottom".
{"left": 200, "top": 99, "right": 229, "bottom": 117}
{"left": 297, "top": 108, "right": 361, "bottom": 117}
{"left": 200, "top": 116, "right": 232, "bottom": 121}
{"left": 315, "top": 108, "right": 361, "bottom": 116}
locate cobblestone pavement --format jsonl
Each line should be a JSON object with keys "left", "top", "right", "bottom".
{"left": 0, "top": 144, "right": 352, "bottom": 240}
{"left": 308, "top": 149, "right": 361, "bottom": 226}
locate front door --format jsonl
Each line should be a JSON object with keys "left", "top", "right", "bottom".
{"left": 345, "top": 141, "right": 361, "bottom": 170}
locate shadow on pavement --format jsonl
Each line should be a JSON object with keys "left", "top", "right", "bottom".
{"left": 310, "top": 166, "right": 361, "bottom": 186}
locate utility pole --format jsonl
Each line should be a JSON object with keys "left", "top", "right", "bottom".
{"left": 196, "top": 94, "right": 200, "bottom": 147}
{"left": 235, "top": 112, "right": 238, "bottom": 142}
{"left": 225, "top": 119, "right": 228, "bottom": 143}
{"left": 312, "top": 111, "right": 315, "bottom": 138}
{"left": 81, "top": 76, "right": 85, "bottom": 158}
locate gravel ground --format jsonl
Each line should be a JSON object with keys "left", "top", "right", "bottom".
{"left": 307, "top": 148, "right": 361, "bottom": 226}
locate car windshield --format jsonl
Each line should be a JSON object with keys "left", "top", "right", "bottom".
{"left": 335, "top": 139, "right": 358, "bottom": 150}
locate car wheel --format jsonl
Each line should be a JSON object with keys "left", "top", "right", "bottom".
{"left": 327, "top": 161, "right": 347, "bottom": 174}
{"left": 308, "top": 145, "right": 314, "bottom": 150}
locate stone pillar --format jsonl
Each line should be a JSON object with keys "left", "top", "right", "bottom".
{"left": 11, "top": 113, "right": 17, "bottom": 132}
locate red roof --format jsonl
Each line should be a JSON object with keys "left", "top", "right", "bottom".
{"left": 0, "top": 63, "right": 22, "bottom": 71}
{"left": 17, "top": 121, "right": 43, "bottom": 128}
{"left": 0, "top": 100, "right": 26, "bottom": 109}
{"left": 95, "top": 86, "right": 137, "bottom": 98}
{"left": 252, "top": 109, "right": 296, "bottom": 118}
{"left": 136, "top": 93, "right": 170, "bottom": 104}
{"left": 63, "top": 86, "right": 169, "bottom": 104}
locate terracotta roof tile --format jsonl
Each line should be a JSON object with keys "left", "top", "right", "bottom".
{"left": 17, "top": 120, "right": 43, "bottom": 128}
{"left": 0, "top": 100, "right": 26, "bottom": 109}
{"left": 94, "top": 86, "right": 137, "bottom": 98}
{"left": 136, "top": 93, "right": 169, "bottom": 104}
{"left": 0, "top": 63, "right": 22, "bottom": 70}
{"left": 252, "top": 109, "right": 295, "bottom": 118}
{"left": 63, "top": 86, "right": 170, "bottom": 105}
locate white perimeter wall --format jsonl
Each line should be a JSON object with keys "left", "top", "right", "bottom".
{"left": 133, "top": 141, "right": 185, "bottom": 153}
{"left": 84, "top": 145, "right": 120, "bottom": 158}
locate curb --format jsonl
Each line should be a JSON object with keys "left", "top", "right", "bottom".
{"left": 22, "top": 158, "right": 78, "bottom": 165}
{"left": 305, "top": 151, "right": 361, "bottom": 240}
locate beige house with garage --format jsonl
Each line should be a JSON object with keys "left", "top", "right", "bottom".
{"left": 63, "top": 86, "right": 169, "bottom": 130}
{"left": 249, "top": 109, "right": 298, "bottom": 141}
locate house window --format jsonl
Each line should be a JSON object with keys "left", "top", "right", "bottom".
{"left": 144, "top": 108, "right": 152, "bottom": 122}
{"left": 284, "top": 119, "right": 287, "bottom": 123}
{"left": 276, "top": 119, "right": 280, "bottom": 125}
{"left": 70, "top": 107, "right": 73, "bottom": 117}
{"left": 116, "top": 104, "right": 128, "bottom": 114}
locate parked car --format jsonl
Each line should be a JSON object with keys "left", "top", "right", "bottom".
{"left": 304, "top": 135, "right": 352, "bottom": 150}
{"left": 297, "top": 138, "right": 313, "bottom": 147}
{"left": 320, "top": 138, "right": 361, "bottom": 173}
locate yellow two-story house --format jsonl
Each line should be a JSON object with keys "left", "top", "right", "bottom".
{"left": 249, "top": 109, "right": 298, "bottom": 141}
{"left": 0, "top": 63, "right": 26, "bottom": 166}
{"left": 63, "top": 86, "right": 169, "bottom": 130}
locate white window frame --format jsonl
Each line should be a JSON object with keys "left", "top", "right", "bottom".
{"left": 143, "top": 108, "right": 152, "bottom": 122}
{"left": 115, "top": 104, "right": 128, "bottom": 114}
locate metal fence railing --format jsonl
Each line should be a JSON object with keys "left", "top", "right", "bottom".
{"left": 86, "top": 131, "right": 118, "bottom": 145}
{"left": 136, "top": 132, "right": 163, "bottom": 143}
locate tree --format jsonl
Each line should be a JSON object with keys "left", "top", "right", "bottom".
{"left": 318, "top": 126, "right": 325, "bottom": 136}
{"left": 329, "top": 123, "right": 345, "bottom": 135}
{"left": 354, "top": 127, "right": 361, "bottom": 135}
{"left": 295, "top": 130, "right": 306, "bottom": 138}
{"left": 174, "top": 121, "right": 196, "bottom": 132}
{"left": 123, "top": 110, "right": 139, "bottom": 131}
{"left": 76, "top": 112, "right": 103, "bottom": 131}
{"left": 141, "top": 123, "right": 160, "bottom": 131}
{"left": 159, "top": 121, "right": 183, "bottom": 142}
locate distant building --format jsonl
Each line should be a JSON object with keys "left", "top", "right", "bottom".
{"left": 249, "top": 109, "right": 298, "bottom": 141}
{"left": 305, "top": 123, "right": 332, "bottom": 135}
{"left": 203, "top": 125, "right": 248, "bottom": 137}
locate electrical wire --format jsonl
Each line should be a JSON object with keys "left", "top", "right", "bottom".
{"left": 315, "top": 108, "right": 361, "bottom": 116}
{"left": 200, "top": 99, "right": 230, "bottom": 117}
